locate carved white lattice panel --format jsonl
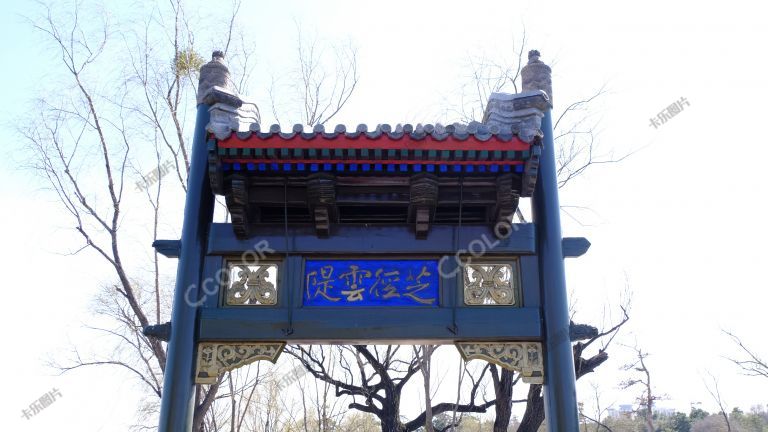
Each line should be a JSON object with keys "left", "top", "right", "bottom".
{"left": 224, "top": 262, "right": 278, "bottom": 306}
{"left": 463, "top": 263, "right": 518, "bottom": 305}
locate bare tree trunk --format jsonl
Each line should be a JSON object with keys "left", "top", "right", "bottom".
{"left": 638, "top": 352, "right": 654, "bottom": 432}
{"left": 517, "top": 385, "right": 545, "bottom": 432}
{"left": 378, "top": 383, "right": 405, "bottom": 432}
{"left": 620, "top": 346, "right": 656, "bottom": 432}
{"left": 513, "top": 306, "right": 628, "bottom": 431}
{"left": 193, "top": 381, "right": 220, "bottom": 431}
{"left": 704, "top": 371, "right": 731, "bottom": 432}
{"left": 491, "top": 367, "right": 515, "bottom": 432}
{"left": 418, "top": 345, "right": 436, "bottom": 432}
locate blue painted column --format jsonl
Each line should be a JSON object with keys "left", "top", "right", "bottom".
{"left": 158, "top": 103, "right": 214, "bottom": 432}
{"left": 533, "top": 109, "right": 580, "bottom": 431}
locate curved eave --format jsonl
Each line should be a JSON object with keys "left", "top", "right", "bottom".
{"left": 207, "top": 132, "right": 541, "bottom": 198}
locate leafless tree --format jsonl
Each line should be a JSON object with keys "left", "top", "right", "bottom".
{"left": 123, "top": 1, "right": 195, "bottom": 191}
{"left": 724, "top": 330, "right": 768, "bottom": 380}
{"left": 452, "top": 36, "right": 631, "bottom": 192}
{"left": 296, "top": 350, "right": 348, "bottom": 432}
{"left": 269, "top": 25, "right": 359, "bottom": 128}
{"left": 448, "top": 39, "right": 634, "bottom": 431}
{"left": 516, "top": 302, "right": 630, "bottom": 432}
{"left": 287, "top": 345, "right": 494, "bottom": 432}
{"left": 453, "top": 31, "right": 529, "bottom": 124}
{"left": 486, "top": 365, "right": 525, "bottom": 432}
{"left": 579, "top": 381, "right": 615, "bottom": 432}
{"left": 620, "top": 346, "right": 660, "bottom": 432}
{"left": 416, "top": 345, "right": 438, "bottom": 432}
{"left": 703, "top": 370, "right": 732, "bottom": 432}
{"left": 22, "top": 1, "right": 268, "bottom": 430}
{"left": 25, "top": 0, "right": 167, "bottom": 398}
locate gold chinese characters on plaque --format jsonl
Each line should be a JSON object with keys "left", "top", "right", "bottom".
{"left": 463, "top": 263, "right": 518, "bottom": 306}
{"left": 224, "top": 262, "right": 278, "bottom": 306}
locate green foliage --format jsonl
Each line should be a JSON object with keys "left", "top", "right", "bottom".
{"left": 690, "top": 407, "right": 710, "bottom": 421}
{"left": 174, "top": 48, "right": 204, "bottom": 77}
{"left": 668, "top": 412, "right": 692, "bottom": 432}
{"left": 739, "top": 405, "right": 768, "bottom": 431}
{"left": 453, "top": 414, "right": 493, "bottom": 431}
{"left": 588, "top": 406, "right": 768, "bottom": 432}
{"left": 596, "top": 415, "right": 647, "bottom": 432}
{"left": 413, "top": 413, "right": 495, "bottom": 432}
{"left": 431, "top": 412, "right": 456, "bottom": 431}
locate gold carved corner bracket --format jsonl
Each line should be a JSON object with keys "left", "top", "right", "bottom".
{"left": 455, "top": 342, "right": 543, "bottom": 384}
{"left": 195, "top": 342, "right": 286, "bottom": 384}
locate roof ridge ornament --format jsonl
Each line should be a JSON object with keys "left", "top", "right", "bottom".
{"left": 198, "top": 51, "right": 236, "bottom": 106}
{"left": 200, "top": 50, "right": 261, "bottom": 137}
{"left": 481, "top": 50, "right": 551, "bottom": 143}
{"left": 521, "top": 49, "right": 553, "bottom": 105}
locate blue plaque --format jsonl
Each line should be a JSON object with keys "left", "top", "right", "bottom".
{"left": 304, "top": 259, "right": 439, "bottom": 306}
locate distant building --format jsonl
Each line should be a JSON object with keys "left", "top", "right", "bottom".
{"left": 607, "top": 404, "right": 634, "bottom": 418}
{"left": 619, "top": 404, "right": 634, "bottom": 415}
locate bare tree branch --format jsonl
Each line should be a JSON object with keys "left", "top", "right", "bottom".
{"left": 723, "top": 329, "right": 768, "bottom": 379}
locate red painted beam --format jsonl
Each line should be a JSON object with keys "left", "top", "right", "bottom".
{"left": 217, "top": 134, "right": 531, "bottom": 151}
{"left": 220, "top": 158, "right": 526, "bottom": 166}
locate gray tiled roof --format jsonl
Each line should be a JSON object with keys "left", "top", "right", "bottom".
{"left": 210, "top": 121, "right": 534, "bottom": 143}
{"left": 205, "top": 89, "right": 549, "bottom": 144}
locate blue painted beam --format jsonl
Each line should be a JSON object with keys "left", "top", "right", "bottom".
{"left": 143, "top": 322, "right": 171, "bottom": 341}
{"left": 198, "top": 307, "right": 542, "bottom": 343}
{"left": 562, "top": 237, "right": 591, "bottom": 258}
{"left": 207, "top": 224, "right": 537, "bottom": 255}
{"left": 152, "top": 239, "right": 181, "bottom": 258}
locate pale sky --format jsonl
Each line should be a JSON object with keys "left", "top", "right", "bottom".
{"left": 1, "top": 0, "right": 767, "bottom": 430}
